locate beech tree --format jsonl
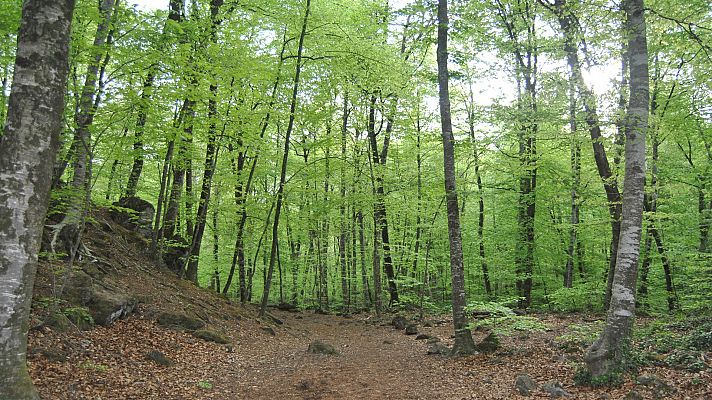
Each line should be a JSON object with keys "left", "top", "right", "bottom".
{"left": 0, "top": 1, "right": 76, "bottom": 398}
{"left": 584, "top": 0, "right": 649, "bottom": 378}
{"left": 436, "top": 0, "right": 476, "bottom": 356}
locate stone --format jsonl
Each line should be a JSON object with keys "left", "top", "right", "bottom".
{"left": 88, "top": 286, "right": 136, "bottom": 326}
{"left": 111, "top": 196, "right": 155, "bottom": 237}
{"left": 392, "top": 315, "right": 407, "bottom": 330}
{"left": 415, "top": 333, "right": 431, "bottom": 340}
{"left": 426, "top": 336, "right": 441, "bottom": 344}
{"left": 61, "top": 270, "right": 94, "bottom": 305}
{"left": 515, "top": 374, "right": 537, "bottom": 396}
{"left": 192, "top": 328, "right": 230, "bottom": 344}
{"left": 636, "top": 374, "right": 673, "bottom": 397}
{"left": 405, "top": 324, "right": 418, "bottom": 335}
{"left": 542, "top": 381, "right": 571, "bottom": 398}
{"left": 157, "top": 312, "right": 205, "bottom": 331}
{"left": 44, "top": 311, "right": 71, "bottom": 332}
{"left": 261, "top": 326, "right": 276, "bottom": 336}
{"left": 146, "top": 350, "right": 173, "bottom": 366}
{"left": 427, "top": 343, "right": 451, "bottom": 356}
{"left": 308, "top": 340, "right": 339, "bottom": 355}
{"left": 474, "top": 332, "right": 500, "bottom": 354}
{"left": 34, "top": 347, "right": 69, "bottom": 362}
{"left": 624, "top": 390, "right": 643, "bottom": 400}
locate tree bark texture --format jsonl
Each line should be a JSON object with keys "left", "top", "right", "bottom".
{"left": 437, "top": 0, "right": 476, "bottom": 356}
{"left": 585, "top": 0, "right": 649, "bottom": 377}
{"left": 0, "top": 1, "right": 75, "bottom": 398}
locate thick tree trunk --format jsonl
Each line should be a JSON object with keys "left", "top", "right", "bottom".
{"left": 0, "top": 1, "right": 75, "bottom": 398}
{"left": 259, "top": 0, "right": 310, "bottom": 317}
{"left": 585, "top": 0, "right": 649, "bottom": 377}
{"left": 437, "top": 0, "right": 476, "bottom": 356}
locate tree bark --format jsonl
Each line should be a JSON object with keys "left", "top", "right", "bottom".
{"left": 585, "top": 0, "right": 649, "bottom": 377}
{"left": 0, "top": 1, "right": 75, "bottom": 398}
{"left": 437, "top": 0, "right": 476, "bottom": 356}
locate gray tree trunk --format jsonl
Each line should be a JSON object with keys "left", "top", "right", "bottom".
{"left": 584, "top": 0, "right": 649, "bottom": 377}
{"left": 436, "top": 0, "right": 476, "bottom": 356}
{"left": 0, "top": 1, "right": 76, "bottom": 398}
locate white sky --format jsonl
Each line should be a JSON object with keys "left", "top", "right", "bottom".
{"left": 131, "top": 0, "right": 168, "bottom": 11}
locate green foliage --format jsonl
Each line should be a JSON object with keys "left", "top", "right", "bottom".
{"left": 549, "top": 283, "right": 604, "bottom": 313}
{"left": 465, "top": 299, "right": 548, "bottom": 335}
{"left": 78, "top": 360, "right": 109, "bottom": 372}
{"left": 635, "top": 317, "right": 712, "bottom": 372}
{"left": 197, "top": 380, "right": 213, "bottom": 389}
{"left": 63, "top": 306, "right": 95, "bottom": 328}
{"left": 573, "top": 366, "right": 624, "bottom": 388}
{"left": 556, "top": 321, "right": 604, "bottom": 353}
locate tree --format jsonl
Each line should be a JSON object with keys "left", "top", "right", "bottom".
{"left": 584, "top": 0, "right": 649, "bottom": 377}
{"left": 0, "top": 1, "right": 76, "bottom": 398}
{"left": 436, "top": 0, "right": 477, "bottom": 356}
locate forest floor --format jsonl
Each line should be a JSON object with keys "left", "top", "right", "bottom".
{"left": 26, "top": 209, "right": 712, "bottom": 399}
{"left": 28, "top": 304, "right": 712, "bottom": 399}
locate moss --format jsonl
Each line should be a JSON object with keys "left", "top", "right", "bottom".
{"left": 192, "top": 328, "right": 230, "bottom": 344}
{"left": 156, "top": 311, "right": 205, "bottom": 331}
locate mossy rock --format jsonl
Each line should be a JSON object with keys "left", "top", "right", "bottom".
{"left": 192, "top": 328, "right": 230, "bottom": 344}
{"left": 475, "top": 332, "right": 501, "bottom": 354}
{"left": 157, "top": 311, "right": 205, "bottom": 331}
{"left": 89, "top": 286, "right": 136, "bottom": 326}
{"left": 308, "top": 340, "right": 339, "bottom": 355}
{"left": 44, "top": 311, "right": 71, "bottom": 332}
{"left": 146, "top": 350, "right": 174, "bottom": 366}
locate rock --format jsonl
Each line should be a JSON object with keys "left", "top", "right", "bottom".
{"left": 415, "top": 333, "right": 431, "bottom": 340}
{"left": 162, "top": 235, "right": 189, "bottom": 275}
{"left": 276, "top": 303, "right": 298, "bottom": 312}
{"left": 636, "top": 374, "right": 673, "bottom": 397}
{"left": 62, "top": 270, "right": 94, "bottom": 305}
{"left": 145, "top": 350, "right": 173, "bottom": 366}
{"left": 192, "top": 328, "right": 230, "bottom": 344}
{"left": 261, "top": 326, "right": 276, "bottom": 336}
{"left": 308, "top": 340, "right": 339, "bottom": 355}
{"left": 157, "top": 312, "right": 205, "bottom": 331}
{"left": 422, "top": 320, "right": 434, "bottom": 328}
{"left": 426, "top": 336, "right": 441, "bottom": 344}
{"left": 111, "top": 196, "right": 155, "bottom": 237}
{"left": 515, "top": 374, "right": 537, "bottom": 396}
{"left": 44, "top": 311, "right": 71, "bottom": 332}
{"left": 405, "top": 324, "right": 418, "bottom": 335}
{"left": 382, "top": 340, "right": 394, "bottom": 345}
{"left": 475, "top": 332, "right": 500, "bottom": 354}
{"left": 542, "top": 381, "right": 571, "bottom": 398}
{"left": 427, "top": 343, "right": 451, "bottom": 356}
{"left": 392, "top": 315, "right": 407, "bottom": 330}
{"left": 264, "top": 313, "right": 284, "bottom": 325}
{"left": 88, "top": 286, "right": 136, "bottom": 326}
{"left": 33, "top": 347, "right": 69, "bottom": 362}
{"left": 624, "top": 390, "right": 643, "bottom": 400}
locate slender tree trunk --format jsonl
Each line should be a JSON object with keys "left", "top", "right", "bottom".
{"left": 585, "top": 0, "right": 649, "bottom": 377}
{"left": 437, "top": 0, "right": 476, "bottom": 356}
{"left": 0, "top": 1, "right": 75, "bottom": 398}
{"left": 339, "top": 94, "right": 350, "bottom": 312}
{"left": 124, "top": 0, "right": 183, "bottom": 197}
{"left": 259, "top": 0, "right": 310, "bottom": 317}
{"left": 550, "top": 0, "right": 623, "bottom": 306}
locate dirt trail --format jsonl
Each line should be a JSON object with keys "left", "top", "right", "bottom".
{"left": 30, "top": 308, "right": 711, "bottom": 399}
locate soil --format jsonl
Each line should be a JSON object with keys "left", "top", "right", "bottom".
{"left": 26, "top": 209, "right": 712, "bottom": 399}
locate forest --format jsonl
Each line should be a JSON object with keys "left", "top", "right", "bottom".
{"left": 0, "top": 0, "right": 711, "bottom": 398}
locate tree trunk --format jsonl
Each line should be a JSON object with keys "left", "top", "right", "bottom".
{"left": 0, "top": 1, "right": 75, "bottom": 398}
{"left": 339, "top": 93, "right": 350, "bottom": 312}
{"left": 437, "top": 0, "right": 476, "bottom": 356}
{"left": 585, "top": 0, "right": 649, "bottom": 377}
{"left": 124, "top": 0, "right": 183, "bottom": 197}
{"left": 259, "top": 0, "right": 310, "bottom": 317}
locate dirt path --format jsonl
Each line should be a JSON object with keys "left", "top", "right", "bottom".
{"left": 30, "top": 307, "right": 710, "bottom": 399}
